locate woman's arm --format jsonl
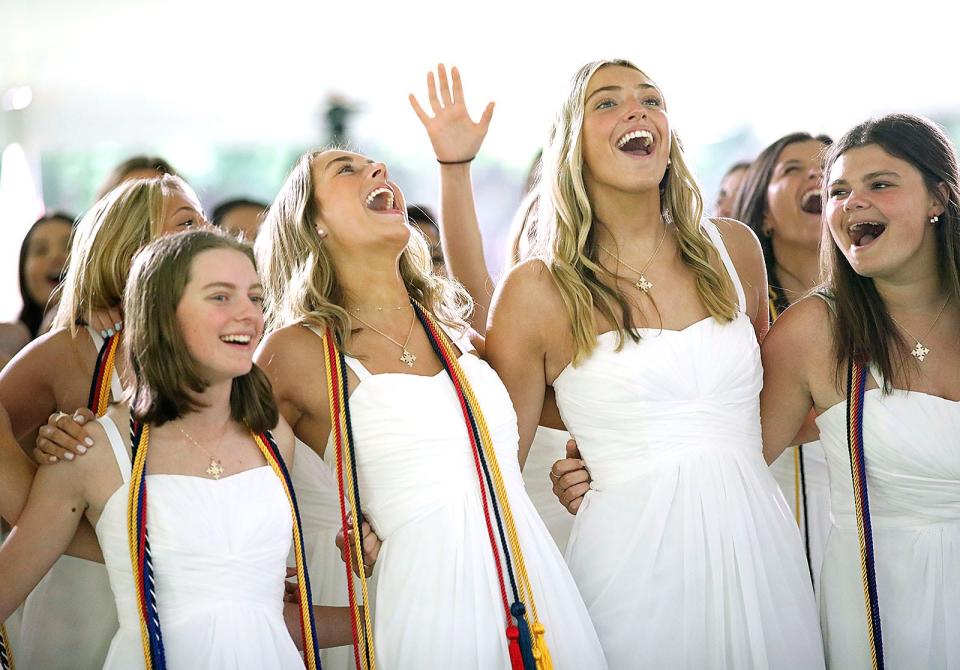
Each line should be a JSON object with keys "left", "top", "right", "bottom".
{"left": 485, "top": 260, "right": 560, "bottom": 467}
{"left": 0, "top": 331, "right": 63, "bottom": 442}
{"left": 713, "top": 218, "right": 770, "bottom": 342}
{"left": 760, "top": 297, "right": 826, "bottom": 463}
{"left": 410, "top": 64, "right": 496, "bottom": 332}
{"left": 284, "top": 603, "right": 357, "bottom": 650}
{"left": 0, "top": 453, "right": 89, "bottom": 620}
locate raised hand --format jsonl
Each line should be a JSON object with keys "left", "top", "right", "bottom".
{"left": 409, "top": 64, "right": 495, "bottom": 164}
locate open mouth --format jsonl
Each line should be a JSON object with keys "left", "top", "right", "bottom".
{"left": 800, "top": 189, "right": 822, "bottom": 215}
{"left": 220, "top": 334, "right": 253, "bottom": 347}
{"left": 616, "top": 129, "right": 655, "bottom": 156}
{"left": 365, "top": 186, "right": 396, "bottom": 212}
{"left": 848, "top": 222, "right": 886, "bottom": 247}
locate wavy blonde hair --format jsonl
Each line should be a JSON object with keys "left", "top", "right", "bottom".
{"left": 54, "top": 174, "right": 195, "bottom": 333}
{"left": 536, "top": 59, "right": 737, "bottom": 364}
{"left": 257, "top": 150, "right": 471, "bottom": 346}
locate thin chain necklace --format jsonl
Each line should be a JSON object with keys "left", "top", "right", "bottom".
{"left": 177, "top": 420, "right": 230, "bottom": 479}
{"left": 888, "top": 297, "right": 950, "bottom": 363}
{"left": 598, "top": 220, "right": 668, "bottom": 294}
{"left": 352, "top": 309, "right": 418, "bottom": 367}
{"left": 348, "top": 303, "right": 411, "bottom": 313}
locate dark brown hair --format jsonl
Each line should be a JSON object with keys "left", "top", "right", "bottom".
{"left": 97, "top": 155, "right": 178, "bottom": 200}
{"left": 732, "top": 132, "right": 832, "bottom": 288}
{"left": 821, "top": 114, "right": 960, "bottom": 390}
{"left": 123, "top": 228, "right": 278, "bottom": 431}
{"left": 18, "top": 212, "right": 75, "bottom": 337}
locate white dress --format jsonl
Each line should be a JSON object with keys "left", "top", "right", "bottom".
{"left": 17, "top": 328, "right": 120, "bottom": 669}
{"left": 94, "top": 414, "right": 304, "bottom": 669}
{"left": 521, "top": 427, "right": 574, "bottom": 552}
{"left": 815, "top": 366, "right": 960, "bottom": 668}
{"left": 768, "top": 441, "right": 831, "bottom": 594}
{"left": 316, "top": 327, "right": 607, "bottom": 669}
{"left": 553, "top": 221, "right": 824, "bottom": 669}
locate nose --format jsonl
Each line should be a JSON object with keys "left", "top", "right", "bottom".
{"left": 622, "top": 99, "right": 646, "bottom": 122}
{"left": 370, "top": 162, "right": 389, "bottom": 181}
{"left": 843, "top": 187, "right": 869, "bottom": 212}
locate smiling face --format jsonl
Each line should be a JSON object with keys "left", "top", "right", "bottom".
{"left": 826, "top": 143, "right": 945, "bottom": 278}
{"left": 310, "top": 150, "right": 409, "bottom": 254}
{"left": 24, "top": 217, "right": 72, "bottom": 307}
{"left": 175, "top": 248, "right": 264, "bottom": 383}
{"left": 581, "top": 65, "right": 671, "bottom": 197}
{"left": 764, "top": 139, "right": 828, "bottom": 251}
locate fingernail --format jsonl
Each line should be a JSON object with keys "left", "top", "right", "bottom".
{"left": 74, "top": 414, "right": 87, "bottom": 424}
{"left": 85, "top": 437, "right": 94, "bottom": 446}
{"left": 100, "top": 329, "right": 108, "bottom": 338}
{"left": 49, "top": 456, "right": 58, "bottom": 463}
{"left": 76, "top": 445, "right": 87, "bottom": 454}
{"left": 106, "top": 328, "right": 115, "bottom": 336}
{"left": 63, "top": 452, "right": 74, "bottom": 461}
{"left": 114, "top": 321, "right": 123, "bottom": 331}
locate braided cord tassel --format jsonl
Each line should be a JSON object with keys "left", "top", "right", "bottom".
{"left": 321, "top": 330, "right": 375, "bottom": 669}
{"left": 0, "top": 622, "right": 14, "bottom": 670}
{"left": 87, "top": 333, "right": 120, "bottom": 416}
{"left": 126, "top": 422, "right": 167, "bottom": 670}
{"left": 413, "top": 304, "right": 552, "bottom": 670}
{"left": 846, "top": 360, "right": 884, "bottom": 670}
{"left": 253, "top": 431, "right": 323, "bottom": 669}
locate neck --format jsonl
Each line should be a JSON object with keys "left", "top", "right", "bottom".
{"left": 173, "top": 380, "right": 234, "bottom": 436}
{"left": 772, "top": 240, "right": 820, "bottom": 298}
{"left": 336, "top": 251, "right": 409, "bottom": 313}
{"left": 873, "top": 267, "right": 947, "bottom": 317}
{"left": 590, "top": 185, "right": 664, "bottom": 250}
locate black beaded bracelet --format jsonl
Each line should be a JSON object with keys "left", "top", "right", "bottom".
{"left": 436, "top": 156, "right": 475, "bottom": 165}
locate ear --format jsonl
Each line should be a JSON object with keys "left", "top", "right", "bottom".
{"left": 761, "top": 210, "right": 775, "bottom": 238}
{"left": 930, "top": 181, "right": 949, "bottom": 217}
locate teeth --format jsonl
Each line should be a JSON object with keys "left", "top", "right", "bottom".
{"left": 365, "top": 187, "right": 395, "bottom": 210}
{"left": 617, "top": 129, "right": 654, "bottom": 149}
{"left": 849, "top": 221, "right": 885, "bottom": 231}
{"left": 220, "top": 334, "right": 252, "bottom": 344}
{"left": 801, "top": 188, "right": 819, "bottom": 200}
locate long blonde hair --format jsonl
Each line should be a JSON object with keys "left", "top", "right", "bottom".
{"left": 537, "top": 59, "right": 737, "bottom": 364}
{"left": 54, "top": 174, "right": 193, "bottom": 332}
{"left": 257, "top": 150, "right": 471, "bottom": 346}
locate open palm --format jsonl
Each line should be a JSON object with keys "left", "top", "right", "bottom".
{"left": 410, "top": 64, "right": 495, "bottom": 163}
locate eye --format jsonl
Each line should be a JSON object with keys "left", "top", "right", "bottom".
{"left": 338, "top": 164, "right": 355, "bottom": 174}
{"left": 209, "top": 294, "right": 228, "bottom": 302}
{"left": 829, "top": 188, "right": 848, "bottom": 198}
{"left": 250, "top": 295, "right": 264, "bottom": 305}
{"left": 643, "top": 96, "right": 662, "bottom": 107}
{"left": 783, "top": 166, "right": 799, "bottom": 175}
{"left": 871, "top": 181, "right": 892, "bottom": 190}
{"left": 595, "top": 98, "right": 617, "bottom": 110}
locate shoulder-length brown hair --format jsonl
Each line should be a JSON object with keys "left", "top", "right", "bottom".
{"left": 123, "top": 228, "right": 278, "bottom": 431}
{"left": 821, "top": 113, "right": 960, "bottom": 390}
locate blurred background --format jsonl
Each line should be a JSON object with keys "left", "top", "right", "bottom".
{"left": 2, "top": 0, "right": 958, "bottom": 319}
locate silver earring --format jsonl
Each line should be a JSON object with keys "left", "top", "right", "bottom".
{"left": 930, "top": 215, "right": 940, "bottom": 224}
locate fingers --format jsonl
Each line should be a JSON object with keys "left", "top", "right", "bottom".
{"left": 451, "top": 66, "right": 463, "bottom": 103}
{"left": 565, "top": 438, "right": 582, "bottom": 460}
{"left": 426, "top": 71, "right": 441, "bottom": 115}
{"left": 360, "top": 521, "right": 380, "bottom": 563}
{"left": 557, "top": 481, "right": 589, "bottom": 514}
{"left": 36, "top": 411, "right": 95, "bottom": 462}
{"left": 437, "top": 64, "right": 453, "bottom": 107}
{"left": 479, "top": 101, "right": 495, "bottom": 134}
{"left": 551, "top": 456, "right": 586, "bottom": 479}
{"left": 409, "top": 93, "right": 430, "bottom": 125}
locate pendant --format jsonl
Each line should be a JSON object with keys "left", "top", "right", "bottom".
{"left": 910, "top": 341, "right": 930, "bottom": 362}
{"left": 206, "top": 458, "right": 224, "bottom": 480}
{"left": 635, "top": 275, "right": 653, "bottom": 294}
{"left": 400, "top": 349, "right": 417, "bottom": 367}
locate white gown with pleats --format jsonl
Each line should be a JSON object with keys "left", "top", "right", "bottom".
{"left": 309, "top": 326, "right": 606, "bottom": 669}
{"left": 553, "top": 221, "right": 825, "bottom": 669}
{"left": 815, "top": 366, "right": 960, "bottom": 668}
{"left": 94, "top": 413, "right": 303, "bottom": 669}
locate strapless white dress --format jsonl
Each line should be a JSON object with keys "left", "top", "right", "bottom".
{"left": 553, "top": 221, "right": 825, "bottom": 669}
{"left": 95, "top": 415, "right": 303, "bottom": 669}
{"left": 815, "top": 366, "right": 960, "bottom": 668}
{"left": 522, "top": 426, "right": 574, "bottom": 553}
{"left": 312, "top": 326, "right": 607, "bottom": 669}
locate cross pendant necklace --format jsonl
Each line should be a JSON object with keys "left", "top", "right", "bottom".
{"left": 888, "top": 297, "right": 950, "bottom": 363}
{"left": 598, "top": 220, "right": 668, "bottom": 295}
{"left": 351, "top": 309, "right": 418, "bottom": 368}
{"left": 177, "top": 421, "right": 229, "bottom": 480}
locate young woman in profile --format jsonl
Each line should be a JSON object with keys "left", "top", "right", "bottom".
{"left": 761, "top": 113, "right": 960, "bottom": 668}
{"left": 465, "top": 59, "right": 824, "bottom": 667}
{"left": 0, "top": 229, "right": 349, "bottom": 669}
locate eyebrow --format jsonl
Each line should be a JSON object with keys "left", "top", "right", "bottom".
{"left": 828, "top": 170, "right": 901, "bottom": 187}
{"left": 586, "top": 83, "right": 658, "bottom": 104}
{"left": 202, "top": 281, "right": 264, "bottom": 291}
{"left": 324, "top": 155, "right": 373, "bottom": 173}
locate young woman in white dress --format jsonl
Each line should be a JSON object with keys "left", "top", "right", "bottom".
{"left": 731, "top": 132, "right": 834, "bottom": 594}
{"left": 485, "top": 59, "right": 825, "bottom": 668}
{"left": 0, "top": 175, "right": 206, "bottom": 670}
{"left": 253, "top": 77, "right": 606, "bottom": 665}
{"left": 761, "top": 113, "right": 960, "bottom": 668}
{"left": 0, "top": 229, "right": 351, "bottom": 669}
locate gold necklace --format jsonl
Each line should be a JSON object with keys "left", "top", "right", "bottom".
{"left": 176, "top": 421, "right": 229, "bottom": 479}
{"left": 348, "top": 303, "right": 412, "bottom": 313}
{"left": 351, "top": 310, "right": 418, "bottom": 367}
{"left": 598, "top": 221, "right": 668, "bottom": 294}
{"left": 888, "top": 297, "right": 950, "bottom": 363}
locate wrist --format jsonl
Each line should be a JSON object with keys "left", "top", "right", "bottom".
{"left": 436, "top": 156, "right": 475, "bottom": 166}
